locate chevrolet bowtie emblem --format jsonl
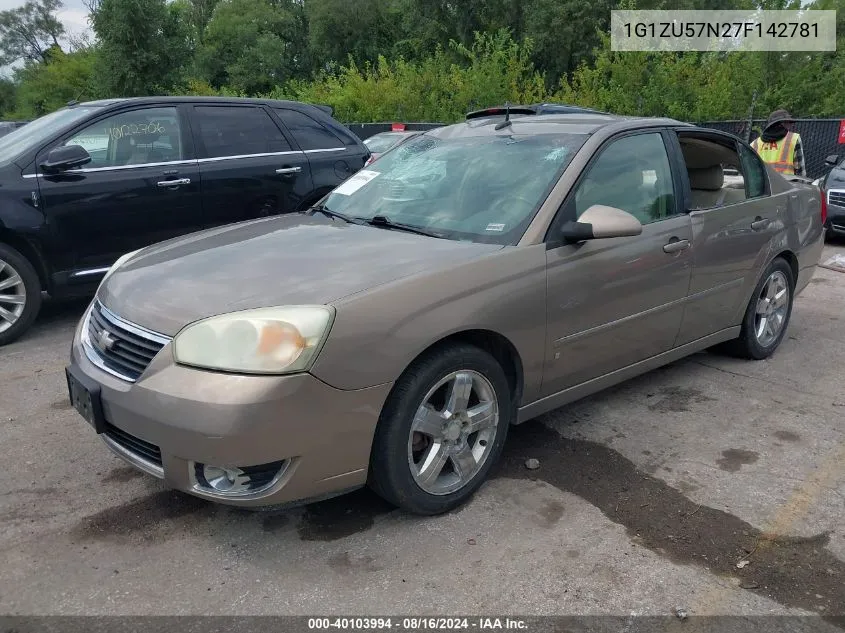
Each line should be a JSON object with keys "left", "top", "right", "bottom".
{"left": 95, "top": 329, "right": 117, "bottom": 352}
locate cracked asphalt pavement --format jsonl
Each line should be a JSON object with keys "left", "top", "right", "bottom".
{"left": 1, "top": 244, "right": 844, "bottom": 618}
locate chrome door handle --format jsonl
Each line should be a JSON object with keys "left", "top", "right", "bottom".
{"left": 751, "top": 217, "right": 770, "bottom": 231}
{"left": 663, "top": 239, "right": 691, "bottom": 254}
{"left": 157, "top": 178, "right": 191, "bottom": 188}
{"left": 275, "top": 166, "right": 302, "bottom": 175}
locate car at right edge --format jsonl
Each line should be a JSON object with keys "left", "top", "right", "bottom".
{"left": 819, "top": 152, "right": 845, "bottom": 237}
{"left": 65, "top": 111, "right": 825, "bottom": 516}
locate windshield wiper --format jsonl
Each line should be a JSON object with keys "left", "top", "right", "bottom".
{"left": 308, "top": 203, "right": 357, "bottom": 224}
{"left": 364, "top": 215, "right": 445, "bottom": 239}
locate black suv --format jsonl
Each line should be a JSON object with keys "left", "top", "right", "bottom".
{"left": 0, "top": 97, "right": 370, "bottom": 345}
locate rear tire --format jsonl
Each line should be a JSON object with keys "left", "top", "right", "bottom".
{"left": 0, "top": 243, "right": 41, "bottom": 346}
{"left": 368, "top": 343, "right": 512, "bottom": 515}
{"left": 720, "top": 258, "right": 794, "bottom": 360}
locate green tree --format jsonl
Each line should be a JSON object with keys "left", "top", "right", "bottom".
{"left": 0, "top": 0, "right": 65, "bottom": 66}
{"left": 197, "top": 0, "right": 309, "bottom": 94}
{"left": 306, "top": 0, "right": 403, "bottom": 69}
{"left": 10, "top": 48, "right": 96, "bottom": 117}
{"left": 91, "top": 0, "right": 194, "bottom": 96}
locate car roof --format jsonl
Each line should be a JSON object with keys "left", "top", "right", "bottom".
{"left": 429, "top": 113, "right": 689, "bottom": 139}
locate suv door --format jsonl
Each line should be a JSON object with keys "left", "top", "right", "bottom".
{"left": 36, "top": 105, "right": 202, "bottom": 280}
{"left": 190, "top": 104, "right": 312, "bottom": 226}
{"left": 671, "top": 132, "right": 781, "bottom": 345}
{"left": 272, "top": 107, "right": 367, "bottom": 197}
{"left": 542, "top": 130, "right": 693, "bottom": 396}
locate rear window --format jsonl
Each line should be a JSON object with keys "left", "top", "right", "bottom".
{"left": 275, "top": 108, "right": 345, "bottom": 151}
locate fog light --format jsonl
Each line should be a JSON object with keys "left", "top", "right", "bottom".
{"left": 202, "top": 465, "right": 245, "bottom": 492}
{"left": 193, "top": 460, "right": 290, "bottom": 497}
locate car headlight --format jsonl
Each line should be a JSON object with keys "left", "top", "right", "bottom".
{"left": 97, "top": 248, "right": 141, "bottom": 291}
{"left": 172, "top": 306, "right": 335, "bottom": 374}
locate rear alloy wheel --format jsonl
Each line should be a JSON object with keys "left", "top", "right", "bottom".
{"left": 0, "top": 243, "right": 42, "bottom": 346}
{"left": 721, "top": 258, "right": 794, "bottom": 360}
{"left": 369, "top": 344, "right": 512, "bottom": 515}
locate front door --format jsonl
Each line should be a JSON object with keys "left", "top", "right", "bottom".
{"left": 189, "top": 104, "right": 313, "bottom": 227}
{"left": 542, "top": 131, "right": 693, "bottom": 396}
{"left": 36, "top": 105, "right": 202, "bottom": 280}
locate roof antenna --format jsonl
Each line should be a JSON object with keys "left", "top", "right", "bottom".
{"left": 495, "top": 101, "right": 512, "bottom": 131}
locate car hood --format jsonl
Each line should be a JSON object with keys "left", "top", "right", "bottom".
{"left": 99, "top": 214, "right": 502, "bottom": 336}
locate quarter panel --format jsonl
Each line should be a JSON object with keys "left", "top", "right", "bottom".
{"left": 311, "top": 245, "right": 548, "bottom": 403}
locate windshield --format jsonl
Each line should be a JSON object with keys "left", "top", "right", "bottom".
{"left": 0, "top": 106, "right": 102, "bottom": 165}
{"left": 324, "top": 133, "right": 587, "bottom": 244}
{"left": 363, "top": 132, "right": 408, "bottom": 153}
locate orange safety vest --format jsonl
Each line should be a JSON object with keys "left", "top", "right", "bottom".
{"left": 751, "top": 132, "right": 800, "bottom": 175}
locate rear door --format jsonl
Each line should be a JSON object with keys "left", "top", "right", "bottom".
{"left": 271, "top": 107, "right": 367, "bottom": 199}
{"left": 670, "top": 131, "right": 781, "bottom": 345}
{"left": 36, "top": 105, "right": 202, "bottom": 279}
{"left": 189, "top": 104, "right": 313, "bottom": 227}
{"left": 542, "top": 130, "right": 693, "bottom": 396}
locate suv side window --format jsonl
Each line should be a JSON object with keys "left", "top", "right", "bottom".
{"left": 63, "top": 107, "right": 183, "bottom": 168}
{"left": 275, "top": 108, "right": 344, "bottom": 151}
{"left": 738, "top": 143, "right": 767, "bottom": 198}
{"left": 574, "top": 132, "right": 676, "bottom": 225}
{"left": 194, "top": 106, "right": 291, "bottom": 158}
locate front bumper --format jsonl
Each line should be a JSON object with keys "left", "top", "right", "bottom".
{"left": 826, "top": 203, "right": 845, "bottom": 236}
{"left": 69, "top": 310, "right": 393, "bottom": 507}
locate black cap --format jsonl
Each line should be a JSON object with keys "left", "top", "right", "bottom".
{"left": 765, "top": 109, "right": 794, "bottom": 130}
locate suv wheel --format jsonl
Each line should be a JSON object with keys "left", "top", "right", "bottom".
{"left": 0, "top": 243, "right": 42, "bottom": 346}
{"left": 369, "top": 343, "right": 512, "bottom": 515}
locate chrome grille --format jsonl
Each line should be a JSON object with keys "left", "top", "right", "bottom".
{"left": 83, "top": 301, "right": 170, "bottom": 382}
{"left": 828, "top": 190, "right": 845, "bottom": 208}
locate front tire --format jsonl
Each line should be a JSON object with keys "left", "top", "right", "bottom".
{"left": 723, "top": 258, "right": 794, "bottom": 360}
{"left": 0, "top": 243, "right": 42, "bottom": 346}
{"left": 369, "top": 343, "right": 512, "bottom": 515}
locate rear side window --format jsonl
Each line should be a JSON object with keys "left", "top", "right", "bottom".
{"left": 738, "top": 143, "right": 767, "bottom": 198}
{"left": 275, "top": 108, "right": 344, "bottom": 151}
{"left": 194, "top": 106, "right": 291, "bottom": 158}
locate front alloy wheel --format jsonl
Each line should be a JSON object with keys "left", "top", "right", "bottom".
{"left": 408, "top": 370, "right": 499, "bottom": 496}
{"left": 0, "top": 258, "right": 26, "bottom": 334}
{"left": 0, "top": 243, "right": 41, "bottom": 346}
{"left": 370, "top": 343, "right": 512, "bottom": 515}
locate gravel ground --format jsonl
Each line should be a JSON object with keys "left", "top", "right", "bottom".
{"left": 1, "top": 243, "right": 844, "bottom": 619}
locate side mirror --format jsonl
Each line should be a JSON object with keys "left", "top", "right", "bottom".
{"left": 40, "top": 145, "right": 91, "bottom": 172}
{"left": 825, "top": 154, "right": 840, "bottom": 167}
{"left": 561, "top": 204, "right": 643, "bottom": 242}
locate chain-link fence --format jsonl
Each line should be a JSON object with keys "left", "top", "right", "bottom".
{"left": 699, "top": 119, "right": 844, "bottom": 179}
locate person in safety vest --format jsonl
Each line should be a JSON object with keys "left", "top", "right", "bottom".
{"left": 750, "top": 109, "right": 806, "bottom": 176}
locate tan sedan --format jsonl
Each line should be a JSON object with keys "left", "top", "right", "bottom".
{"left": 66, "top": 112, "right": 825, "bottom": 514}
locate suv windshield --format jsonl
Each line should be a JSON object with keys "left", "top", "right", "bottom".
{"left": 324, "top": 133, "right": 587, "bottom": 244}
{"left": 0, "top": 106, "right": 103, "bottom": 166}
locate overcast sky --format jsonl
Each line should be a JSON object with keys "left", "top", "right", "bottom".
{"left": 1, "top": 0, "right": 93, "bottom": 43}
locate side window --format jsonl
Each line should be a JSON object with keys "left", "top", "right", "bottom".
{"left": 679, "top": 136, "right": 748, "bottom": 209}
{"left": 574, "top": 133, "right": 676, "bottom": 225}
{"left": 275, "top": 108, "right": 344, "bottom": 151}
{"left": 194, "top": 106, "right": 291, "bottom": 158}
{"left": 738, "top": 143, "right": 767, "bottom": 198}
{"left": 63, "top": 107, "right": 182, "bottom": 168}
